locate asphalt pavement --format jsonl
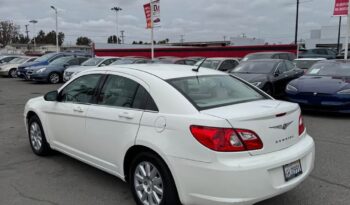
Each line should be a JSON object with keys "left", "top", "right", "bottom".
{"left": 0, "top": 77, "right": 349, "bottom": 205}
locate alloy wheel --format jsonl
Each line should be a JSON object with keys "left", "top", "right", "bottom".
{"left": 9, "top": 69, "right": 17, "bottom": 78}
{"left": 134, "top": 161, "right": 164, "bottom": 205}
{"left": 30, "top": 122, "right": 43, "bottom": 151}
{"left": 49, "top": 73, "right": 60, "bottom": 84}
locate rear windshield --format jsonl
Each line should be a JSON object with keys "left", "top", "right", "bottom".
{"left": 232, "top": 61, "right": 277, "bottom": 74}
{"left": 242, "top": 53, "right": 273, "bottom": 61}
{"left": 82, "top": 58, "right": 104, "bottom": 66}
{"left": 168, "top": 75, "right": 265, "bottom": 110}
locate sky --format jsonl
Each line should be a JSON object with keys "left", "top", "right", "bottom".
{"left": 0, "top": 0, "right": 340, "bottom": 45}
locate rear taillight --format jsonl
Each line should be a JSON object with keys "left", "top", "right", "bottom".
{"left": 190, "top": 126, "right": 263, "bottom": 152}
{"left": 298, "top": 115, "right": 305, "bottom": 136}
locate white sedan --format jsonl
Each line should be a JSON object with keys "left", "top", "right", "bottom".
{"left": 24, "top": 64, "right": 315, "bottom": 205}
{"left": 0, "top": 56, "right": 37, "bottom": 77}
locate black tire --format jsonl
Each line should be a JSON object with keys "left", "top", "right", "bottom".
{"left": 48, "top": 72, "right": 60, "bottom": 84}
{"left": 129, "top": 152, "right": 181, "bottom": 205}
{"left": 263, "top": 83, "right": 273, "bottom": 96}
{"left": 28, "top": 115, "right": 52, "bottom": 156}
{"left": 8, "top": 68, "right": 17, "bottom": 78}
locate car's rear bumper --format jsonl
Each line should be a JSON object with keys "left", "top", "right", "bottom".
{"left": 168, "top": 134, "right": 315, "bottom": 205}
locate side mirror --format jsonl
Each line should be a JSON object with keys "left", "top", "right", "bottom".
{"left": 44, "top": 90, "right": 58, "bottom": 101}
{"left": 274, "top": 70, "right": 280, "bottom": 77}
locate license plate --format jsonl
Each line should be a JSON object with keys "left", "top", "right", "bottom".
{"left": 283, "top": 160, "right": 302, "bottom": 182}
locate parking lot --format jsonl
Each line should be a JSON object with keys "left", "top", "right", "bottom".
{"left": 0, "top": 77, "right": 350, "bottom": 205}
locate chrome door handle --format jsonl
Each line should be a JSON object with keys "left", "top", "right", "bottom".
{"left": 118, "top": 112, "right": 134, "bottom": 119}
{"left": 73, "top": 106, "right": 84, "bottom": 113}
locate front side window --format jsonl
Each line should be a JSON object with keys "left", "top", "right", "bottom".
{"left": 285, "top": 61, "right": 295, "bottom": 71}
{"left": 168, "top": 75, "right": 265, "bottom": 110}
{"left": 59, "top": 74, "right": 101, "bottom": 104}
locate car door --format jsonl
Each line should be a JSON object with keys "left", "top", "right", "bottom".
{"left": 84, "top": 73, "right": 147, "bottom": 173}
{"left": 44, "top": 74, "right": 103, "bottom": 155}
{"left": 272, "top": 62, "right": 288, "bottom": 95}
{"left": 285, "top": 60, "right": 303, "bottom": 79}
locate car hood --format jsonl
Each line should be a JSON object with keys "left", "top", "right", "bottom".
{"left": 65, "top": 65, "right": 95, "bottom": 73}
{"left": 291, "top": 76, "right": 350, "bottom": 94}
{"left": 20, "top": 61, "right": 47, "bottom": 68}
{"left": 232, "top": 73, "right": 268, "bottom": 83}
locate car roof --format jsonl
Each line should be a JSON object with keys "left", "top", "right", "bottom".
{"left": 294, "top": 58, "right": 327, "bottom": 61}
{"left": 244, "top": 59, "right": 284, "bottom": 63}
{"left": 90, "top": 64, "right": 226, "bottom": 80}
{"left": 206, "top": 57, "right": 240, "bottom": 61}
{"left": 247, "top": 52, "right": 292, "bottom": 55}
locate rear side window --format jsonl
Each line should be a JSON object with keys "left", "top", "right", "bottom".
{"left": 168, "top": 75, "right": 265, "bottom": 110}
{"left": 133, "top": 86, "right": 158, "bottom": 111}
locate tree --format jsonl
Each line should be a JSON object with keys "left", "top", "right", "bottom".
{"left": 0, "top": 21, "right": 20, "bottom": 47}
{"left": 76, "top": 36, "right": 92, "bottom": 46}
{"left": 157, "top": 38, "right": 170, "bottom": 44}
{"left": 31, "top": 30, "right": 64, "bottom": 46}
{"left": 107, "top": 35, "right": 121, "bottom": 44}
{"left": 11, "top": 34, "right": 30, "bottom": 44}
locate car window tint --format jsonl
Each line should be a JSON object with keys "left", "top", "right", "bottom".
{"left": 68, "top": 58, "right": 80, "bottom": 65}
{"left": 98, "top": 75, "right": 139, "bottom": 108}
{"left": 48, "top": 55, "right": 63, "bottom": 62}
{"left": 285, "top": 61, "right": 295, "bottom": 71}
{"left": 277, "top": 62, "right": 287, "bottom": 73}
{"left": 60, "top": 74, "right": 101, "bottom": 104}
{"left": 132, "top": 86, "right": 158, "bottom": 111}
{"left": 78, "top": 58, "right": 89, "bottom": 64}
{"left": 175, "top": 60, "right": 185, "bottom": 65}
{"left": 27, "top": 58, "right": 36, "bottom": 62}
{"left": 185, "top": 60, "right": 196, "bottom": 65}
{"left": 219, "top": 60, "right": 237, "bottom": 71}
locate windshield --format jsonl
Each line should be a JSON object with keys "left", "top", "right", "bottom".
{"left": 111, "top": 59, "right": 136, "bottom": 65}
{"left": 50, "top": 57, "right": 73, "bottom": 65}
{"left": 294, "top": 60, "right": 321, "bottom": 69}
{"left": 9, "top": 57, "right": 28, "bottom": 64}
{"left": 307, "top": 62, "right": 350, "bottom": 77}
{"left": 232, "top": 61, "right": 276, "bottom": 74}
{"left": 81, "top": 58, "right": 104, "bottom": 66}
{"left": 168, "top": 75, "right": 265, "bottom": 110}
{"left": 34, "top": 53, "right": 57, "bottom": 62}
{"left": 242, "top": 53, "right": 273, "bottom": 61}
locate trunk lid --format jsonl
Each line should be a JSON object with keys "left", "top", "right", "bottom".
{"left": 201, "top": 100, "right": 301, "bottom": 155}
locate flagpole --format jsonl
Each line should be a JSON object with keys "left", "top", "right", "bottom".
{"left": 150, "top": 0, "right": 154, "bottom": 60}
{"left": 345, "top": 1, "right": 350, "bottom": 59}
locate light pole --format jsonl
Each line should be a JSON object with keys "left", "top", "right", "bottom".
{"left": 294, "top": 0, "right": 300, "bottom": 45}
{"left": 111, "top": 6, "right": 122, "bottom": 44}
{"left": 51, "top": 6, "right": 59, "bottom": 53}
{"left": 29, "top": 20, "right": 38, "bottom": 51}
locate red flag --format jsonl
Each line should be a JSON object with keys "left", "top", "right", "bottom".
{"left": 334, "top": 0, "right": 349, "bottom": 16}
{"left": 144, "top": 3, "right": 152, "bottom": 29}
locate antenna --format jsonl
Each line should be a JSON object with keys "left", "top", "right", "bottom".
{"left": 192, "top": 58, "right": 207, "bottom": 72}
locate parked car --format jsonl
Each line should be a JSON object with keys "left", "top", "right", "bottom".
{"left": 286, "top": 60, "right": 350, "bottom": 113}
{"left": 26, "top": 56, "right": 89, "bottom": 84}
{"left": 336, "top": 49, "right": 350, "bottom": 59}
{"left": 293, "top": 58, "right": 326, "bottom": 73}
{"left": 242, "top": 52, "right": 296, "bottom": 61}
{"left": 63, "top": 57, "right": 120, "bottom": 82}
{"left": 299, "top": 48, "right": 337, "bottom": 59}
{"left": 0, "top": 56, "right": 37, "bottom": 78}
{"left": 0, "top": 55, "right": 22, "bottom": 65}
{"left": 17, "top": 52, "right": 90, "bottom": 79}
{"left": 231, "top": 59, "right": 304, "bottom": 96}
{"left": 111, "top": 57, "right": 151, "bottom": 65}
{"left": 195, "top": 57, "right": 240, "bottom": 72}
{"left": 156, "top": 57, "right": 198, "bottom": 65}
{"left": 24, "top": 64, "right": 314, "bottom": 205}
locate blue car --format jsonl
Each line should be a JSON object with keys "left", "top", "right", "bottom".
{"left": 286, "top": 60, "right": 350, "bottom": 113}
{"left": 26, "top": 56, "right": 89, "bottom": 84}
{"left": 17, "top": 52, "right": 90, "bottom": 79}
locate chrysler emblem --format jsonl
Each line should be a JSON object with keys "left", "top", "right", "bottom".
{"left": 270, "top": 121, "right": 293, "bottom": 130}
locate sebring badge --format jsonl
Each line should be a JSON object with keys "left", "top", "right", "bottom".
{"left": 270, "top": 121, "right": 293, "bottom": 130}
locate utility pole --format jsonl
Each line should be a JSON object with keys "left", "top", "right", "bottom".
{"left": 111, "top": 6, "right": 122, "bottom": 44}
{"left": 337, "top": 17, "right": 342, "bottom": 54}
{"left": 223, "top": 36, "right": 226, "bottom": 41}
{"left": 120, "top": 30, "right": 125, "bottom": 44}
{"left": 29, "top": 20, "right": 38, "bottom": 51}
{"left": 295, "top": 0, "right": 300, "bottom": 44}
{"left": 25, "top": 25, "right": 29, "bottom": 39}
{"left": 51, "top": 6, "right": 59, "bottom": 53}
